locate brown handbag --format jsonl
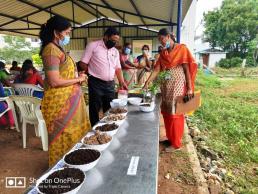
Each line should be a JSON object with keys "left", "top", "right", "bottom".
{"left": 175, "top": 91, "right": 201, "bottom": 114}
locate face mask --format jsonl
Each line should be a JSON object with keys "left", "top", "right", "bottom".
{"left": 124, "top": 48, "right": 131, "bottom": 55}
{"left": 165, "top": 40, "right": 170, "bottom": 49}
{"left": 59, "top": 35, "right": 70, "bottom": 46}
{"left": 106, "top": 39, "right": 116, "bottom": 49}
{"left": 142, "top": 50, "right": 148, "bottom": 55}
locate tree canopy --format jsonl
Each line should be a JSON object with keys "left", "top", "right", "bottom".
{"left": 0, "top": 35, "right": 39, "bottom": 64}
{"left": 204, "top": 0, "right": 258, "bottom": 59}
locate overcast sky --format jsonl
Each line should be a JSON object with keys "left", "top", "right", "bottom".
{"left": 195, "top": 0, "right": 223, "bottom": 35}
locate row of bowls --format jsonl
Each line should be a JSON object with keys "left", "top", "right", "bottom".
{"left": 64, "top": 111, "right": 127, "bottom": 171}
{"left": 36, "top": 108, "right": 127, "bottom": 194}
{"left": 111, "top": 97, "right": 155, "bottom": 112}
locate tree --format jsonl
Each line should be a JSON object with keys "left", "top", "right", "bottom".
{"left": 246, "top": 36, "right": 258, "bottom": 66}
{"left": 204, "top": 0, "right": 258, "bottom": 58}
{"left": 32, "top": 54, "right": 43, "bottom": 67}
{"left": 0, "top": 35, "right": 39, "bottom": 64}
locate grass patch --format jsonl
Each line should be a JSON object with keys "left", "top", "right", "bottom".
{"left": 191, "top": 71, "right": 258, "bottom": 193}
{"left": 230, "top": 91, "right": 258, "bottom": 103}
{"left": 215, "top": 67, "right": 258, "bottom": 76}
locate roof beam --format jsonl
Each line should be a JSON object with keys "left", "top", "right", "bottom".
{"left": 80, "top": 1, "right": 108, "bottom": 18}
{"left": 75, "top": 23, "right": 169, "bottom": 29}
{"left": 0, "top": 28, "right": 37, "bottom": 37}
{"left": 0, "top": 23, "right": 170, "bottom": 31}
{"left": 17, "top": 0, "right": 81, "bottom": 25}
{"left": 100, "top": 0, "right": 128, "bottom": 23}
{"left": 0, "top": 13, "right": 41, "bottom": 27}
{"left": 129, "top": 0, "right": 147, "bottom": 28}
{"left": 79, "top": 0, "right": 176, "bottom": 25}
{"left": 70, "top": 35, "right": 157, "bottom": 40}
{"left": 71, "top": 0, "right": 100, "bottom": 18}
{"left": 0, "top": 0, "right": 69, "bottom": 28}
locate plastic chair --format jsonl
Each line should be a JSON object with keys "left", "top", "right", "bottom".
{"left": 35, "top": 104, "right": 48, "bottom": 151}
{"left": 10, "top": 96, "right": 48, "bottom": 151}
{"left": 13, "top": 83, "right": 43, "bottom": 96}
{"left": 0, "top": 97, "right": 20, "bottom": 132}
{"left": 3, "top": 87, "right": 15, "bottom": 96}
{"left": 13, "top": 84, "right": 44, "bottom": 122}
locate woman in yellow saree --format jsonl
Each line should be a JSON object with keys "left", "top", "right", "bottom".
{"left": 39, "top": 16, "right": 90, "bottom": 166}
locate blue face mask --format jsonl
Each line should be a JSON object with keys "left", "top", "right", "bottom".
{"left": 124, "top": 48, "right": 131, "bottom": 55}
{"left": 59, "top": 35, "right": 70, "bottom": 46}
{"left": 165, "top": 40, "right": 170, "bottom": 49}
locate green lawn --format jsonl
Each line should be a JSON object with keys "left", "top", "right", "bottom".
{"left": 215, "top": 67, "right": 258, "bottom": 77}
{"left": 191, "top": 71, "right": 258, "bottom": 194}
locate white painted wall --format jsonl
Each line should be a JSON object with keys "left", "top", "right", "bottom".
{"left": 181, "top": 0, "right": 197, "bottom": 53}
{"left": 209, "top": 53, "right": 226, "bottom": 68}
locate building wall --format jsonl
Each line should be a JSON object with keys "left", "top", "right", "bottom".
{"left": 67, "top": 19, "right": 160, "bottom": 60}
{"left": 181, "top": 0, "right": 197, "bottom": 53}
{"left": 209, "top": 53, "right": 226, "bottom": 68}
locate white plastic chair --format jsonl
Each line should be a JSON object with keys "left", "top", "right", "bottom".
{"left": 3, "top": 87, "right": 15, "bottom": 96}
{"left": 10, "top": 96, "right": 48, "bottom": 151}
{"left": 35, "top": 104, "right": 48, "bottom": 151}
{"left": 13, "top": 83, "right": 44, "bottom": 122}
{"left": 13, "top": 83, "right": 43, "bottom": 96}
{"left": 0, "top": 97, "right": 19, "bottom": 132}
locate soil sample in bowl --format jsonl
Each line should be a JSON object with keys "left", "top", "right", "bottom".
{"left": 64, "top": 149, "right": 100, "bottom": 165}
{"left": 140, "top": 103, "right": 151, "bottom": 107}
{"left": 109, "top": 108, "right": 127, "bottom": 114}
{"left": 83, "top": 131, "right": 111, "bottom": 145}
{"left": 95, "top": 123, "right": 119, "bottom": 132}
{"left": 105, "top": 114, "right": 125, "bottom": 121}
{"left": 38, "top": 168, "right": 84, "bottom": 194}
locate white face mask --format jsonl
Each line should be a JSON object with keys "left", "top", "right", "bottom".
{"left": 143, "top": 50, "right": 149, "bottom": 55}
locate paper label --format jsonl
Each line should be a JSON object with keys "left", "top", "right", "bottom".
{"left": 127, "top": 156, "right": 140, "bottom": 176}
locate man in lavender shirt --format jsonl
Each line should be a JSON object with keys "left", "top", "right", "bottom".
{"left": 80, "top": 27, "right": 128, "bottom": 126}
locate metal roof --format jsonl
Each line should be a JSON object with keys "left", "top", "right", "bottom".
{"left": 0, "top": 0, "right": 193, "bottom": 39}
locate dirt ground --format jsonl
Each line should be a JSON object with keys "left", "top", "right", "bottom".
{"left": 0, "top": 124, "right": 48, "bottom": 194}
{"left": 158, "top": 118, "right": 198, "bottom": 194}
{"left": 0, "top": 117, "right": 198, "bottom": 194}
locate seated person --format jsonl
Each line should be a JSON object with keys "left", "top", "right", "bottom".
{"left": 0, "top": 61, "right": 12, "bottom": 87}
{"left": 14, "top": 59, "right": 44, "bottom": 87}
{"left": 14, "top": 59, "right": 44, "bottom": 98}
{"left": 10, "top": 61, "right": 21, "bottom": 71}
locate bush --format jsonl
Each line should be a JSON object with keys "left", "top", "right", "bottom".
{"left": 217, "top": 57, "right": 242, "bottom": 68}
{"left": 246, "top": 55, "right": 257, "bottom": 67}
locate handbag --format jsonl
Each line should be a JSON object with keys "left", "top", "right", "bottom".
{"left": 175, "top": 91, "right": 201, "bottom": 114}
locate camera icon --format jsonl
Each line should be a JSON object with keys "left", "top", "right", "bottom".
{"left": 6, "top": 177, "right": 26, "bottom": 188}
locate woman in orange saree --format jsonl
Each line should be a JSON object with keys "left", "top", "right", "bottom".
{"left": 39, "top": 16, "right": 90, "bottom": 166}
{"left": 143, "top": 28, "right": 197, "bottom": 152}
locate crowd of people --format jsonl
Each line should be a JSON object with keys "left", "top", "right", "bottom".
{"left": 0, "top": 15, "right": 197, "bottom": 166}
